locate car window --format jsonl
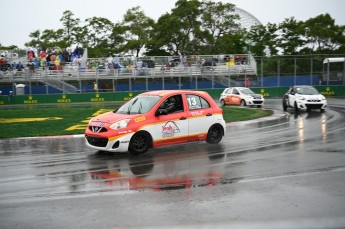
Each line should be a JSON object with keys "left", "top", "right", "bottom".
{"left": 239, "top": 88, "right": 255, "bottom": 95}
{"left": 187, "top": 94, "right": 210, "bottom": 110}
{"left": 116, "top": 95, "right": 161, "bottom": 114}
{"left": 296, "top": 87, "right": 319, "bottom": 95}
{"left": 233, "top": 89, "right": 239, "bottom": 95}
{"left": 159, "top": 94, "right": 184, "bottom": 114}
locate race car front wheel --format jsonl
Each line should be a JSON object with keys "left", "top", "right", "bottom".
{"left": 129, "top": 131, "right": 152, "bottom": 155}
{"left": 220, "top": 99, "right": 225, "bottom": 107}
{"left": 294, "top": 102, "right": 299, "bottom": 112}
{"left": 240, "top": 100, "right": 246, "bottom": 107}
{"left": 282, "top": 100, "right": 287, "bottom": 111}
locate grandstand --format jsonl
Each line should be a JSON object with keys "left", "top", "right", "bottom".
{"left": 0, "top": 53, "right": 257, "bottom": 95}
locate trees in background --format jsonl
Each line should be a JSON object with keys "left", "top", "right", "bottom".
{"left": 5, "top": 1, "right": 343, "bottom": 58}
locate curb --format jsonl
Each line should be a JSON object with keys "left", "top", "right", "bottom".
{"left": 226, "top": 109, "right": 287, "bottom": 127}
{"left": 17, "top": 134, "right": 84, "bottom": 140}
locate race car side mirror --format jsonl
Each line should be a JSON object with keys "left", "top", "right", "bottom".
{"left": 155, "top": 109, "right": 168, "bottom": 116}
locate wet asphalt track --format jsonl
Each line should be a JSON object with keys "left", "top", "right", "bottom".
{"left": 1, "top": 98, "right": 345, "bottom": 229}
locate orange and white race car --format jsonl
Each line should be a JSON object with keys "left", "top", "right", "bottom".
{"left": 85, "top": 90, "right": 226, "bottom": 154}
{"left": 219, "top": 87, "right": 264, "bottom": 108}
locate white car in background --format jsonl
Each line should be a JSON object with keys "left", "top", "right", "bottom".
{"left": 282, "top": 85, "right": 327, "bottom": 112}
{"left": 219, "top": 87, "right": 264, "bottom": 108}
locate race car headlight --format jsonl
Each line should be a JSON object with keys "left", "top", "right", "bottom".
{"left": 88, "top": 117, "right": 94, "bottom": 124}
{"left": 110, "top": 119, "right": 131, "bottom": 130}
{"left": 297, "top": 95, "right": 306, "bottom": 100}
{"left": 246, "top": 95, "right": 253, "bottom": 99}
{"left": 321, "top": 95, "right": 326, "bottom": 100}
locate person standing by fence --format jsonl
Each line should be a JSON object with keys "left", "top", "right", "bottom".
{"left": 93, "top": 82, "right": 98, "bottom": 92}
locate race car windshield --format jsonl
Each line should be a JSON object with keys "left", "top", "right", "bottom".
{"left": 115, "top": 95, "right": 161, "bottom": 114}
{"left": 239, "top": 88, "right": 255, "bottom": 95}
{"left": 296, "top": 87, "right": 319, "bottom": 95}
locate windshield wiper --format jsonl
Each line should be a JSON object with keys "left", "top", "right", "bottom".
{"left": 127, "top": 98, "right": 138, "bottom": 114}
{"left": 138, "top": 102, "right": 142, "bottom": 114}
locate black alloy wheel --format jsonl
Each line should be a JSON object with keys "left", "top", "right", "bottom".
{"left": 206, "top": 124, "right": 223, "bottom": 144}
{"left": 129, "top": 131, "right": 151, "bottom": 155}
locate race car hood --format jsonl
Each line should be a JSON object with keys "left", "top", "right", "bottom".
{"left": 251, "top": 94, "right": 262, "bottom": 99}
{"left": 90, "top": 111, "right": 145, "bottom": 124}
{"left": 296, "top": 94, "right": 323, "bottom": 100}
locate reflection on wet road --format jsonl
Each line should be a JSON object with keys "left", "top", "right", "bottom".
{"left": 1, "top": 98, "right": 345, "bottom": 228}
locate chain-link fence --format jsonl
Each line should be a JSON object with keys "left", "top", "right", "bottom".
{"left": 0, "top": 53, "right": 344, "bottom": 95}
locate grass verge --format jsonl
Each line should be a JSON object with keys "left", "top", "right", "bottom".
{"left": 0, "top": 106, "right": 272, "bottom": 139}
{"left": 222, "top": 106, "right": 273, "bottom": 122}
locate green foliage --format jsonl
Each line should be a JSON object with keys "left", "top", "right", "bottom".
{"left": 222, "top": 107, "right": 273, "bottom": 122}
{"left": 0, "top": 107, "right": 102, "bottom": 138}
{"left": 0, "top": 106, "right": 272, "bottom": 138}
{"left": 15, "top": 0, "right": 345, "bottom": 58}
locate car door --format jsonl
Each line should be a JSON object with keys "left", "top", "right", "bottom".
{"left": 151, "top": 94, "right": 189, "bottom": 147}
{"left": 228, "top": 88, "right": 242, "bottom": 105}
{"left": 186, "top": 93, "right": 215, "bottom": 141}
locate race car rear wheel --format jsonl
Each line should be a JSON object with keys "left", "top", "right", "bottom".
{"left": 129, "top": 131, "right": 152, "bottom": 155}
{"left": 206, "top": 124, "right": 223, "bottom": 144}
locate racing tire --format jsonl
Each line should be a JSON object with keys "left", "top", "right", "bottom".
{"left": 206, "top": 124, "right": 223, "bottom": 144}
{"left": 282, "top": 100, "right": 287, "bottom": 111}
{"left": 220, "top": 99, "right": 225, "bottom": 107}
{"left": 129, "top": 131, "right": 152, "bottom": 155}
{"left": 240, "top": 100, "right": 246, "bottom": 107}
{"left": 294, "top": 102, "right": 299, "bottom": 112}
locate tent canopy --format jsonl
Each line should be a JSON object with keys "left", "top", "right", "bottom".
{"left": 323, "top": 57, "right": 345, "bottom": 64}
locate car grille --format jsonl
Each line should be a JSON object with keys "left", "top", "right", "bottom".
{"left": 307, "top": 99, "right": 321, "bottom": 102}
{"left": 86, "top": 136, "right": 108, "bottom": 147}
{"left": 89, "top": 126, "right": 107, "bottom": 133}
{"left": 306, "top": 104, "right": 322, "bottom": 109}
{"left": 253, "top": 101, "right": 263, "bottom": 104}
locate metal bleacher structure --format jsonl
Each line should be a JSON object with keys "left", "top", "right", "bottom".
{"left": 0, "top": 53, "right": 257, "bottom": 94}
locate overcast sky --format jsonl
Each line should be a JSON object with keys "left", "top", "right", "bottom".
{"left": 1, "top": 0, "right": 344, "bottom": 48}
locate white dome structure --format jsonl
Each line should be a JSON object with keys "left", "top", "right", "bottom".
{"left": 234, "top": 6, "right": 262, "bottom": 30}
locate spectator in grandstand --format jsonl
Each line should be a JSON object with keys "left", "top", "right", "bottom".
{"left": 73, "top": 46, "right": 83, "bottom": 57}
{"left": 93, "top": 82, "right": 98, "bottom": 92}
{"left": 27, "top": 48, "right": 35, "bottom": 60}
{"left": 165, "top": 61, "right": 171, "bottom": 71}
{"left": 46, "top": 50, "right": 54, "bottom": 69}
{"left": 34, "top": 58, "right": 40, "bottom": 68}
{"left": 245, "top": 77, "right": 251, "bottom": 88}
{"left": 27, "top": 59, "right": 35, "bottom": 73}
{"left": 113, "top": 55, "right": 120, "bottom": 69}
{"left": 73, "top": 55, "right": 80, "bottom": 64}
{"left": 61, "top": 48, "right": 70, "bottom": 63}
{"left": 127, "top": 64, "right": 134, "bottom": 73}
{"left": 40, "top": 50, "right": 47, "bottom": 69}
{"left": 15, "top": 62, "right": 24, "bottom": 71}
{"left": 106, "top": 54, "right": 113, "bottom": 69}
{"left": 54, "top": 58, "right": 61, "bottom": 70}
